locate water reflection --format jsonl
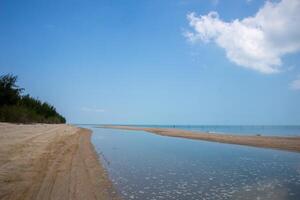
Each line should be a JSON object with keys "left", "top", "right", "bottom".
{"left": 88, "top": 127, "right": 300, "bottom": 200}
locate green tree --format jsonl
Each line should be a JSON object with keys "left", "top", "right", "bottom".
{"left": 0, "top": 74, "right": 23, "bottom": 105}
{"left": 0, "top": 74, "right": 66, "bottom": 124}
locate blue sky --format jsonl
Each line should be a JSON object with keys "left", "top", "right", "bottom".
{"left": 1, "top": 0, "right": 300, "bottom": 125}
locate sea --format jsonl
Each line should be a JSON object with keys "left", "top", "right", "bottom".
{"left": 79, "top": 125, "right": 300, "bottom": 200}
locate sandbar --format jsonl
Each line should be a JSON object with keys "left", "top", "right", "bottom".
{"left": 102, "top": 125, "right": 300, "bottom": 153}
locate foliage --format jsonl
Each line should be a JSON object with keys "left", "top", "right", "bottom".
{"left": 0, "top": 74, "right": 23, "bottom": 105}
{"left": 0, "top": 74, "right": 66, "bottom": 124}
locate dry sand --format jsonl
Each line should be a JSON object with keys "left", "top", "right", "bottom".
{"left": 103, "top": 125, "right": 300, "bottom": 153}
{"left": 0, "top": 123, "right": 119, "bottom": 200}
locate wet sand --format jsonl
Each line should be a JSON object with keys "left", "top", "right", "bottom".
{"left": 0, "top": 123, "right": 119, "bottom": 200}
{"left": 102, "top": 125, "right": 300, "bottom": 153}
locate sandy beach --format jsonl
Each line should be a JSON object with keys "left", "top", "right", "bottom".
{"left": 0, "top": 123, "right": 119, "bottom": 200}
{"left": 102, "top": 125, "right": 300, "bottom": 153}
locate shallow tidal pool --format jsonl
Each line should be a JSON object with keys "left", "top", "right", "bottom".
{"left": 86, "top": 126, "right": 300, "bottom": 200}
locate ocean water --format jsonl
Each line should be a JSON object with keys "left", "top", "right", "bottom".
{"left": 113, "top": 125, "right": 300, "bottom": 136}
{"left": 84, "top": 125, "right": 300, "bottom": 200}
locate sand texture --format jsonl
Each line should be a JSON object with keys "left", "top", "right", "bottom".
{"left": 0, "top": 123, "right": 119, "bottom": 200}
{"left": 103, "top": 125, "right": 300, "bottom": 153}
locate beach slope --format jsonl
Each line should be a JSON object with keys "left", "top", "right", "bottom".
{"left": 103, "top": 125, "right": 300, "bottom": 153}
{"left": 0, "top": 123, "right": 118, "bottom": 200}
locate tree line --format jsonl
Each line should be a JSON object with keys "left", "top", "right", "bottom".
{"left": 0, "top": 74, "right": 66, "bottom": 123}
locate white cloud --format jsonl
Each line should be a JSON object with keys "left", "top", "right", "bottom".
{"left": 81, "top": 107, "right": 105, "bottom": 113}
{"left": 290, "top": 75, "right": 300, "bottom": 90}
{"left": 185, "top": 0, "right": 300, "bottom": 74}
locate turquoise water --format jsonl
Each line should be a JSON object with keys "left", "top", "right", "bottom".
{"left": 83, "top": 126, "right": 300, "bottom": 200}
{"left": 110, "top": 125, "right": 300, "bottom": 136}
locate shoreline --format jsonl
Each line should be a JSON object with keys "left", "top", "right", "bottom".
{"left": 102, "top": 125, "right": 300, "bottom": 153}
{"left": 0, "top": 123, "right": 119, "bottom": 200}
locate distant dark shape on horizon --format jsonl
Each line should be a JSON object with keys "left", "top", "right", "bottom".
{"left": 0, "top": 74, "right": 66, "bottom": 124}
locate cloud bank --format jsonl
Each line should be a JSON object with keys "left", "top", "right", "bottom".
{"left": 185, "top": 0, "right": 300, "bottom": 74}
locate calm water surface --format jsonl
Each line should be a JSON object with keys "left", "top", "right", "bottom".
{"left": 123, "top": 125, "right": 300, "bottom": 136}
{"left": 84, "top": 126, "right": 300, "bottom": 200}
